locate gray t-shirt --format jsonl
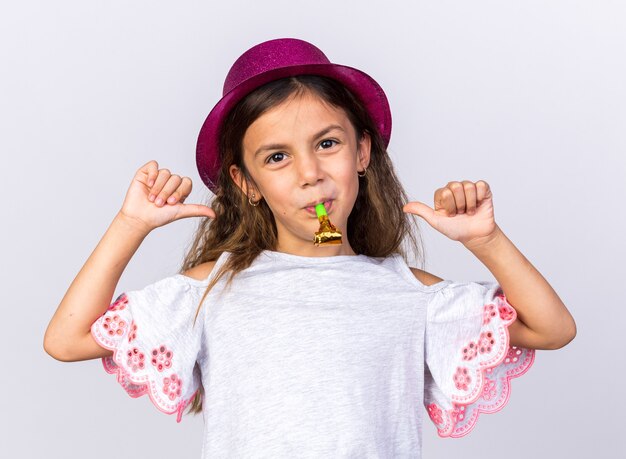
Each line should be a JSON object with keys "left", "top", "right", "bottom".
{"left": 91, "top": 249, "right": 535, "bottom": 458}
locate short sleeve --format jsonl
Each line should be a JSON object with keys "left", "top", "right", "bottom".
{"left": 90, "top": 275, "right": 205, "bottom": 423}
{"left": 424, "top": 281, "right": 535, "bottom": 437}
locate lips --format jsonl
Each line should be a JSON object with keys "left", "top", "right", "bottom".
{"left": 304, "top": 199, "right": 333, "bottom": 215}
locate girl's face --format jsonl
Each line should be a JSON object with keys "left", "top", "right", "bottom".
{"left": 230, "top": 90, "right": 371, "bottom": 257}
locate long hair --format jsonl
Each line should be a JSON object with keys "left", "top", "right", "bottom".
{"left": 180, "top": 74, "right": 425, "bottom": 416}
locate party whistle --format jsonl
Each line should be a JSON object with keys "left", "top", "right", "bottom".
{"left": 313, "top": 203, "right": 342, "bottom": 246}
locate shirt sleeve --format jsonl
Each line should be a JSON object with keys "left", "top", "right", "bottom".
{"left": 424, "top": 281, "right": 535, "bottom": 437}
{"left": 90, "top": 274, "right": 205, "bottom": 423}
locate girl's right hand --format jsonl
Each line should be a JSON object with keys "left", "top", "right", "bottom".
{"left": 118, "top": 160, "right": 216, "bottom": 233}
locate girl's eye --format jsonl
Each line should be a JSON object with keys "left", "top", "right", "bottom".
{"left": 320, "top": 139, "right": 338, "bottom": 149}
{"left": 266, "top": 152, "right": 286, "bottom": 164}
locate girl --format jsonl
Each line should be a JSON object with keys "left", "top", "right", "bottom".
{"left": 44, "top": 38, "right": 576, "bottom": 457}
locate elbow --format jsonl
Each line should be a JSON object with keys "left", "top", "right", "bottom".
{"left": 539, "top": 304, "right": 577, "bottom": 350}
{"left": 43, "top": 333, "right": 73, "bottom": 362}
{"left": 43, "top": 340, "right": 66, "bottom": 362}
{"left": 545, "top": 320, "right": 577, "bottom": 350}
{"left": 43, "top": 339, "right": 64, "bottom": 362}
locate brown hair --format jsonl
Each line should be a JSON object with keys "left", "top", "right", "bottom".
{"left": 179, "top": 74, "right": 425, "bottom": 417}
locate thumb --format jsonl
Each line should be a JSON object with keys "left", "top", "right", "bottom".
{"left": 403, "top": 201, "right": 436, "bottom": 223}
{"left": 175, "top": 203, "right": 217, "bottom": 220}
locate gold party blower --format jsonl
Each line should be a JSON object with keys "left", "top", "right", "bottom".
{"left": 313, "top": 203, "right": 342, "bottom": 246}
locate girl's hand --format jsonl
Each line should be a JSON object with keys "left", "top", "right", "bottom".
{"left": 403, "top": 180, "right": 498, "bottom": 247}
{"left": 118, "top": 160, "right": 216, "bottom": 233}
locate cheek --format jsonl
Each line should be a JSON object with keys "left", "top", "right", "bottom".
{"left": 262, "top": 183, "right": 295, "bottom": 214}
{"left": 340, "top": 168, "right": 360, "bottom": 195}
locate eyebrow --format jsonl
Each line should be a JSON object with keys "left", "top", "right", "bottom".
{"left": 253, "top": 124, "right": 346, "bottom": 157}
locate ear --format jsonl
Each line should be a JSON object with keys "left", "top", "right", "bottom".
{"left": 356, "top": 131, "right": 372, "bottom": 172}
{"left": 229, "top": 164, "right": 263, "bottom": 199}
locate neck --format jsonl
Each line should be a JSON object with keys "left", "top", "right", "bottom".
{"left": 275, "top": 241, "right": 357, "bottom": 258}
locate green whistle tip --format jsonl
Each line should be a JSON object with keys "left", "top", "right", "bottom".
{"left": 315, "top": 203, "right": 327, "bottom": 217}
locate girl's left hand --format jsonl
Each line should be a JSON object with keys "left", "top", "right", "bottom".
{"left": 402, "top": 180, "right": 498, "bottom": 247}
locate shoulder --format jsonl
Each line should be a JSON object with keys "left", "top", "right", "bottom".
{"left": 409, "top": 267, "right": 445, "bottom": 287}
{"left": 182, "top": 260, "right": 218, "bottom": 282}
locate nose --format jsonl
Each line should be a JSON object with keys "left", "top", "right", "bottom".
{"left": 297, "top": 152, "right": 324, "bottom": 187}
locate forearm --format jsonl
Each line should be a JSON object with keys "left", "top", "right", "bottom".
{"left": 44, "top": 212, "right": 150, "bottom": 359}
{"left": 464, "top": 225, "right": 577, "bottom": 349}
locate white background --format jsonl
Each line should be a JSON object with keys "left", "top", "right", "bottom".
{"left": 2, "top": 1, "right": 624, "bottom": 458}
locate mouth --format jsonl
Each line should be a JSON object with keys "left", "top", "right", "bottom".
{"left": 304, "top": 199, "right": 333, "bottom": 216}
